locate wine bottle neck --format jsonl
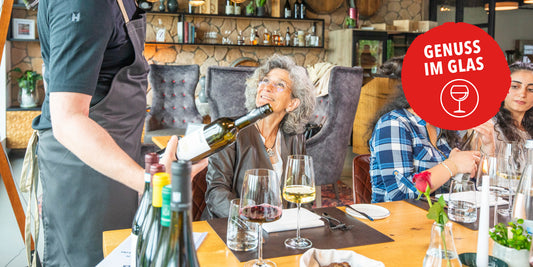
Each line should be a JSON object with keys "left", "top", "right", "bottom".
{"left": 235, "top": 104, "right": 273, "bottom": 129}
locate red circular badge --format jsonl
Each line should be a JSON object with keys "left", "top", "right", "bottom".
{"left": 402, "top": 22, "right": 510, "bottom": 130}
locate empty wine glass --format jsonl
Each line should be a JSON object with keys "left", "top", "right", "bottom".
{"left": 239, "top": 169, "right": 282, "bottom": 267}
{"left": 496, "top": 141, "right": 526, "bottom": 216}
{"left": 476, "top": 155, "right": 501, "bottom": 225}
{"left": 282, "top": 155, "right": 316, "bottom": 249}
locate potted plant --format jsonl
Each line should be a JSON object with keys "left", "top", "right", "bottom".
{"left": 255, "top": 0, "right": 266, "bottom": 16}
{"left": 9, "top": 67, "right": 42, "bottom": 108}
{"left": 245, "top": 1, "right": 255, "bottom": 16}
{"left": 489, "top": 219, "right": 531, "bottom": 267}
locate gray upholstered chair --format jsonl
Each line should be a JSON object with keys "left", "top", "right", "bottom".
{"left": 306, "top": 66, "right": 363, "bottom": 205}
{"left": 144, "top": 64, "right": 202, "bottom": 144}
{"left": 205, "top": 66, "right": 256, "bottom": 120}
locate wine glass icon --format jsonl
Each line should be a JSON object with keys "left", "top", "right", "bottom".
{"left": 450, "top": 85, "right": 469, "bottom": 114}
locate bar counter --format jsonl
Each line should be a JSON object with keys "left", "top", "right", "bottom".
{"left": 104, "top": 200, "right": 483, "bottom": 266}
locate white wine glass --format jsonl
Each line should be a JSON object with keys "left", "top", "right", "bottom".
{"left": 239, "top": 169, "right": 282, "bottom": 267}
{"left": 282, "top": 155, "right": 315, "bottom": 249}
{"left": 497, "top": 141, "right": 526, "bottom": 216}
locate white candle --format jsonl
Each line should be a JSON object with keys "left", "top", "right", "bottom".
{"left": 476, "top": 174, "right": 490, "bottom": 266}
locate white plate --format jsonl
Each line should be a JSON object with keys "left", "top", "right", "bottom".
{"left": 345, "top": 204, "right": 391, "bottom": 220}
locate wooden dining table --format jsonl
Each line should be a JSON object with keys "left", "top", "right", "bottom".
{"left": 103, "top": 200, "right": 485, "bottom": 266}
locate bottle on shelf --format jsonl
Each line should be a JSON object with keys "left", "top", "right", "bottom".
{"left": 158, "top": 0, "right": 165, "bottom": 12}
{"left": 234, "top": 2, "right": 241, "bottom": 15}
{"left": 284, "top": 0, "right": 292, "bottom": 19}
{"left": 135, "top": 163, "right": 165, "bottom": 263}
{"left": 250, "top": 28, "right": 257, "bottom": 45}
{"left": 176, "top": 104, "right": 273, "bottom": 162}
{"left": 225, "top": 0, "right": 234, "bottom": 15}
{"left": 237, "top": 30, "right": 245, "bottom": 45}
{"left": 138, "top": 172, "right": 171, "bottom": 267}
{"left": 272, "top": 30, "right": 280, "bottom": 46}
{"left": 512, "top": 140, "right": 533, "bottom": 234}
{"left": 155, "top": 18, "right": 166, "bottom": 42}
{"left": 299, "top": 0, "right": 306, "bottom": 19}
{"left": 164, "top": 160, "right": 199, "bottom": 266}
{"left": 293, "top": 0, "right": 300, "bottom": 19}
{"left": 309, "top": 23, "right": 318, "bottom": 46}
{"left": 150, "top": 185, "right": 172, "bottom": 266}
{"left": 285, "top": 27, "right": 291, "bottom": 46}
{"left": 263, "top": 29, "right": 271, "bottom": 45}
{"left": 254, "top": 28, "right": 260, "bottom": 45}
{"left": 131, "top": 153, "right": 159, "bottom": 267}
{"left": 348, "top": 0, "right": 359, "bottom": 29}
{"left": 293, "top": 31, "right": 299, "bottom": 46}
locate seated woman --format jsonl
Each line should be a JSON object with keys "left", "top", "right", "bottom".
{"left": 203, "top": 54, "right": 316, "bottom": 219}
{"left": 369, "top": 57, "right": 480, "bottom": 203}
{"left": 475, "top": 62, "right": 533, "bottom": 156}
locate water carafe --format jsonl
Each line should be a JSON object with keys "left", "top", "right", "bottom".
{"left": 511, "top": 139, "right": 533, "bottom": 234}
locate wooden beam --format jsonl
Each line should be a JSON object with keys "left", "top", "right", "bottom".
{"left": 0, "top": 0, "right": 15, "bottom": 64}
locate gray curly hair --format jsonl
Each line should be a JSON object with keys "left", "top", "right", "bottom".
{"left": 244, "top": 54, "right": 316, "bottom": 135}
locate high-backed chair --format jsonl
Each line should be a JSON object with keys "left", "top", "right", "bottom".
{"left": 352, "top": 154, "right": 372, "bottom": 204}
{"left": 306, "top": 66, "right": 363, "bottom": 204}
{"left": 144, "top": 64, "right": 202, "bottom": 144}
{"left": 205, "top": 66, "right": 256, "bottom": 120}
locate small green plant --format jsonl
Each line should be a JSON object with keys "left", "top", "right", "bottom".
{"left": 345, "top": 17, "right": 356, "bottom": 28}
{"left": 9, "top": 67, "right": 42, "bottom": 94}
{"left": 255, "top": 0, "right": 266, "bottom": 7}
{"left": 246, "top": 1, "right": 255, "bottom": 14}
{"left": 489, "top": 219, "right": 532, "bottom": 250}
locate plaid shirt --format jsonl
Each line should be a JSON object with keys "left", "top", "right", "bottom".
{"left": 369, "top": 109, "right": 452, "bottom": 203}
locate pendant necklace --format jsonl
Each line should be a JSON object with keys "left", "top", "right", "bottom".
{"left": 256, "top": 123, "right": 277, "bottom": 157}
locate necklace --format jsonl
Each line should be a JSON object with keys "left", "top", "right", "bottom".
{"left": 256, "top": 122, "right": 277, "bottom": 157}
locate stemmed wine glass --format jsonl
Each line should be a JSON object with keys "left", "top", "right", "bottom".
{"left": 239, "top": 169, "right": 283, "bottom": 267}
{"left": 282, "top": 155, "right": 316, "bottom": 249}
{"left": 496, "top": 141, "right": 526, "bottom": 216}
{"left": 476, "top": 154, "right": 501, "bottom": 225}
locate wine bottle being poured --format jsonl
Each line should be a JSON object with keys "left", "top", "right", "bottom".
{"left": 176, "top": 104, "right": 273, "bottom": 162}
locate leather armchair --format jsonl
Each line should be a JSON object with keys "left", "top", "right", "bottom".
{"left": 352, "top": 154, "right": 372, "bottom": 204}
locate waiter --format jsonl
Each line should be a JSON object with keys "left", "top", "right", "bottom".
{"left": 31, "top": 1, "right": 205, "bottom": 265}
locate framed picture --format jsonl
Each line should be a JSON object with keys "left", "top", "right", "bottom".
{"left": 516, "top": 40, "right": 533, "bottom": 63}
{"left": 12, "top": 18, "right": 35, "bottom": 40}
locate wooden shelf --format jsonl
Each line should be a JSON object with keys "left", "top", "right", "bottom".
{"left": 146, "top": 11, "right": 323, "bottom": 23}
{"left": 145, "top": 42, "right": 323, "bottom": 48}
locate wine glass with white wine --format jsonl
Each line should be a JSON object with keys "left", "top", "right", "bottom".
{"left": 282, "top": 155, "right": 316, "bottom": 249}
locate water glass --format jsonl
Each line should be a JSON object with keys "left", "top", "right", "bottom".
{"left": 448, "top": 180, "right": 477, "bottom": 223}
{"left": 226, "top": 199, "right": 258, "bottom": 251}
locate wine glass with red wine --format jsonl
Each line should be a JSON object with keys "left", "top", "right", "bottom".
{"left": 239, "top": 169, "right": 282, "bottom": 267}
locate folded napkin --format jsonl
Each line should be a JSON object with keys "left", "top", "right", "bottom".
{"left": 436, "top": 191, "right": 508, "bottom": 208}
{"left": 300, "top": 248, "right": 385, "bottom": 267}
{"left": 262, "top": 208, "right": 324, "bottom": 233}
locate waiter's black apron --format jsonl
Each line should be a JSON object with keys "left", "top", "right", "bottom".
{"left": 37, "top": 1, "right": 149, "bottom": 265}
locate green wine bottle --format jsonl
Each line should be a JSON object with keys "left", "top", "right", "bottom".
{"left": 131, "top": 153, "right": 159, "bottom": 267}
{"left": 138, "top": 172, "right": 170, "bottom": 267}
{"left": 165, "top": 160, "right": 199, "bottom": 267}
{"left": 150, "top": 185, "right": 172, "bottom": 267}
{"left": 136, "top": 163, "right": 165, "bottom": 263}
{"left": 177, "top": 104, "right": 273, "bottom": 162}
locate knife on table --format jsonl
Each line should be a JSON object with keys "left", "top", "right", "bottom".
{"left": 344, "top": 205, "right": 374, "bottom": 221}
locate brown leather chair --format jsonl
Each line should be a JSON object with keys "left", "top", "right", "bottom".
{"left": 192, "top": 166, "right": 208, "bottom": 221}
{"left": 352, "top": 154, "right": 372, "bottom": 204}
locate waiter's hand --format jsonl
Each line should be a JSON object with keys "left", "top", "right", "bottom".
{"left": 160, "top": 135, "right": 208, "bottom": 180}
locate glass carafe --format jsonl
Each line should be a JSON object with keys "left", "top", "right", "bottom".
{"left": 511, "top": 139, "right": 533, "bottom": 234}
{"left": 423, "top": 222, "right": 462, "bottom": 267}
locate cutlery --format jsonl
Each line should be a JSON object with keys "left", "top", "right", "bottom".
{"left": 344, "top": 205, "right": 374, "bottom": 221}
{"left": 320, "top": 213, "right": 353, "bottom": 231}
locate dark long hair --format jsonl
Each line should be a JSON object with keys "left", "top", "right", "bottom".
{"left": 494, "top": 61, "right": 533, "bottom": 142}
{"left": 367, "top": 56, "right": 460, "bottom": 149}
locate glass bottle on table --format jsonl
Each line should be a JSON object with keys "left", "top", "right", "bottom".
{"left": 138, "top": 172, "right": 171, "bottom": 266}
{"left": 131, "top": 153, "right": 159, "bottom": 267}
{"left": 512, "top": 140, "right": 533, "bottom": 234}
{"left": 165, "top": 160, "right": 200, "bottom": 267}
{"left": 282, "top": 155, "right": 316, "bottom": 249}
{"left": 135, "top": 163, "right": 165, "bottom": 263}
{"left": 176, "top": 104, "right": 272, "bottom": 162}
{"left": 150, "top": 185, "right": 172, "bottom": 266}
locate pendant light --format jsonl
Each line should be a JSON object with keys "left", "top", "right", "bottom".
{"left": 483, "top": 0, "right": 519, "bottom": 11}
{"left": 188, "top": 0, "right": 205, "bottom": 6}
{"left": 524, "top": 0, "right": 533, "bottom": 4}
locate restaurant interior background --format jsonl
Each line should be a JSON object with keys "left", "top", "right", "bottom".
{"left": 1, "top": 0, "right": 533, "bottom": 265}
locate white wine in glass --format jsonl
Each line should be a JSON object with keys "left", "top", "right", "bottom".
{"left": 282, "top": 155, "right": 316, "bottom": 249}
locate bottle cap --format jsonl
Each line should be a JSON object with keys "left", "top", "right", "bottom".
{"left": 526, "top": 140, "right": 533, "bottom": 149}
{"left": 144, "top": 153, "right": 159, "bottom": 172}
{"left": 161, "top": 185, "right": 172, "bottom": 227}
{"left": 150, "top": 163, "right": 166, "bottom": 175}
{"left": 152, "top": 172, "right": 171, "bottom": 207}
{"left": 171, "top": 160, "right": 192, "bottom": 210}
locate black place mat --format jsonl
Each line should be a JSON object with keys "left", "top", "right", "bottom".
{"left": 404, "top": 199, "right": 511, "bottom": 230}
{"left": 207, "top": 207, "right": 394, "bottom": 262}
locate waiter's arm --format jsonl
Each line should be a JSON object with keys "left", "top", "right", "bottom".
{"left": 50, "top": 92, "right": 145, "bottom": 193}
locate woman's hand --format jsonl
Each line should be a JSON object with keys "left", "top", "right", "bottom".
{"left": 448, "top": 148, "right": 481, "bottom": 177}
{"left": 160, "top": 135, "right": 208, "bottom": 180}
{"left": 473, "top": 120, "right": 495, "bottom": 156}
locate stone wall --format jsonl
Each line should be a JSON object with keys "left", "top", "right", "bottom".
{"left": 7, "top": 0, "right": 427, "bottom": 106}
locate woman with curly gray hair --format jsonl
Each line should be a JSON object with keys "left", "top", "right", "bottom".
{"left": 203, "top": 54, "right": 315, "bottom": 219}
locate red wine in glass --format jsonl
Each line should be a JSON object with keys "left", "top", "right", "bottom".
{"left": 450, "top": 84, "right": 469, "bottom": 114}
{"left": 240, "top": 204, "right": 282, "bottom": 223}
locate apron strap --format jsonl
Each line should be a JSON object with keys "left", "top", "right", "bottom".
{"left": 20, "top": 130, "right": 40, "bottom": 267}
{"left": 117, "top": 0, "right": 130, "bottom": 24}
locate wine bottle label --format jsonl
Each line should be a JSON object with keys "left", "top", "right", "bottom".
{"left": 144, "top": 173, "right": 151, "bottom": 183}
{"left": 156, "top": 29, "right": 166, "bottom": 42}
{"left": 130, "top": 234, "right": 138, "bottom": 266}
{"left": 176, "top": 128, "right": 210, "bottom": 160}
{"left": 284, "top": 9, "right": 291, "bottom": 18}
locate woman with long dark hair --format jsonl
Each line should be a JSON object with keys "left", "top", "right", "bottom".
{"left": 368, "top": 57, "right": 480, "bottom": 203}
{"left": 475, "top": 62, "right": 533, "bottom": 155}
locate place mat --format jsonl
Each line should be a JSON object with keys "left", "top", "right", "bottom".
{"left": 404, "top": 199, "right": 512, "bottom": 230}
{"left": 207, "top": 207, "right": 394, "bottom": 262}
